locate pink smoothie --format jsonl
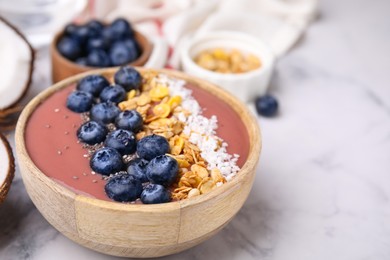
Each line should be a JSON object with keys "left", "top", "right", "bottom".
{"left": 25, "top": 83, "right": 250, "bottom": 201}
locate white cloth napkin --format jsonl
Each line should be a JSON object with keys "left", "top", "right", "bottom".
{"left": 94, "top": 0, "right": 318, "bottom": 68}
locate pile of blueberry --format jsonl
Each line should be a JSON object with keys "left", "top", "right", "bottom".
{"left": 57, "top": 18, "right": 141, "bottom": 68}
{"left": 66, "top": 66, "right": 178, "bottom": 204}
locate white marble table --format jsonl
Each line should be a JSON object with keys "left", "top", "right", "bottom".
{"left": 1, "top": 0, "right": 390, "bottom": 259}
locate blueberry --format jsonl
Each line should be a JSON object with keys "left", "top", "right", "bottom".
{"left": 87, "top": 37, "right": 108, "bottom": 51}
{"left": 140, "top": 184, "right": 171, "bottom": 204}
{"left": 77, "top": 121, "right": 108, "bottom": 145}
{"left": 123, "top": 38, "right": 140, "bottom": 55}
{"left": 66, "top": 90, "right": 93, "bottom": 113}
{"left": 114, "top": 66, "right": 142, "bottom": 91}
{"left": 90, "top": 147, "right": 124, "bottom": 175}
{"left": 115, "top": 110, "right": 143, "bottom": 132}
{"left": 75, "top": 57, "right": 88, "bottom": 66}
{"left": 109, "top": 41, "right": 138, "bottom": 66}
{"left": 110, "top": 18, "right": 133, "bottom": 39}
{"left": 72, "top": 25, "right": 89, "bottom": 45}
{"left": 77, "top": 74, "right": 110, "bottom": 97}
{"left": 57, "top": 37, "right": 82, "bottom": 61}
{"left": 105, "top": 174, "right": 142, "bottom": 202}
{"left": 64, "top": 23, "right": 78, "bottom": 36}
{"left": 104, "top": 129, "right": 136, "bottom": 155}
{"left": 123, "top": 38, "right": 142, "bottom": 60}
{"left": 127, "top": 158, "right": 149, "bottom": 183}
{"left": 102, "top": 27, "right": 115, "bottom": 44}
{"left": 90, "top": 102, "right": 120, "bottom": 124}
{"left": 87, "top": 49, "right": 111, "bottom": 67}
{"left": 137, "top": 134, "right": 170, "bottom": 160}
{"left": 255, "top": 95, "right": 278, "bottom": 117}
{"left": 86, "top": 19, "right": 104, "bottom": 38}
{"left": 87, "top": 20, "right": 104, "bottom": 31}
{"left": 146, "top": 155, "right": 178, "bottom": 186}
{"left": 99, "top": 84, "right": 126, "bottom": 103}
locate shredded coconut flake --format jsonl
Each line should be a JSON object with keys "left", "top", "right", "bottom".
{"left": 155, "top": 74, "right": 240, "bottom": 180}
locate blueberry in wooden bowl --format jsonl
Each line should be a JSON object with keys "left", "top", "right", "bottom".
{"left": 51, "top": 18, "right": 152, "bottom": 83}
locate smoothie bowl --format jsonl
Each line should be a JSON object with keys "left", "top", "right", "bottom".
{"left": 15, "top": 67, "right": 261, "bottom": 258}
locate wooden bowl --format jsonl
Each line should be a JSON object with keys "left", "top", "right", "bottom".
{"left": 51, "top": 30, "right": 153, "bottom": 83}
{"left": 15, "top": 68, "right": 261, "bottom": 258}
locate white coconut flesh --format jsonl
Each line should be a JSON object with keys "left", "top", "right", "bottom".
{"left": 0, "top": 19, "right": 33, "bottom": 110}
{"left": 0, "top": 134, "right": 14, "bottom": 201}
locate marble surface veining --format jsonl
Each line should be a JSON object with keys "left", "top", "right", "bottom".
{"left": 1, "top": 0, "right": 390, "bottom": 259}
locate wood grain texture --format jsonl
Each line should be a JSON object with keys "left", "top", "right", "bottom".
{"left": 51, "top": 30, "right": 152, "bottom": 83}
{"left": 15, "top": 68, "right": 261, "bottom": 258}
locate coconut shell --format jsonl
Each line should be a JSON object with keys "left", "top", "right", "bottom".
{"left": 0, "top": 17, "right": 34, "bottom": 130}
{"left": 0, "top": 132, "right": 15, "bottom": 203}
{"left": 0, "top": 106, "right": 23, "bottom": 132}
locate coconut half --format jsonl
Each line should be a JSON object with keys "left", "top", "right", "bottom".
{"left": 0, "top": 17, "right": 34, "bottom": 112}
{"left": 0, "top": 132, "right": 15, "bottom": 203}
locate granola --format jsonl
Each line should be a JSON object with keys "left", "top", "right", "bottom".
{"left": 118, "top": 72, "right": 237, "bottom": 200}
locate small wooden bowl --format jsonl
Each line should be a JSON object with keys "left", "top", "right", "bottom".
{"left": 51, "top": 30, "right": 153, "bottom": 83}
{"left": 15, "top": 68, "right": 261, "bottom": 258}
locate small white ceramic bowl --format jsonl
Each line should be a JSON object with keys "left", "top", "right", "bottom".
{"left": 180, "top": 31, "right": 275, "bottom": 103}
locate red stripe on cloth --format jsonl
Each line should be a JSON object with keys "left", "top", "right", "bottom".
{"left": 89, "top": 0, "right": 95, "bottom": 17}
{"left": 153, "top": 19, "right": 174, "bottom": 68}
{"left": 153, "top": 19, "right": 164, "bottom": 36}
{"left": 168, "top": 46, "right": 174, "bottom": 59}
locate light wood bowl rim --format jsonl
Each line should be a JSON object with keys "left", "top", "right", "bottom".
{"left": 15, "top": 67, "right": 261, "bottom": 212}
